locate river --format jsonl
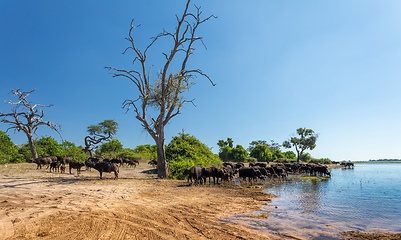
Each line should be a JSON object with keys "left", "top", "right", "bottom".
{"left": 230, "top": 163, "right": 401, "bottom": 239}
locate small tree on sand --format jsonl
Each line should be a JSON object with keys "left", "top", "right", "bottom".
{"left": 106, "top": 0, "right": 216, "bottom": 178}
{"left": 83, "top": 119, "right": 118, "bottom": 157}
{"left": 0, "top": 89, "right": 61, "bottom": 159}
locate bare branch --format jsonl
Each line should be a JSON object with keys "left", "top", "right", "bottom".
{"left": 106, "top": 0, "right": 216, "bottom": 178}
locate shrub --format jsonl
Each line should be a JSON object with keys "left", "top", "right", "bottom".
{"left": 116, "top": 148, "right": 144, "bottom": 162}
{"left": 246, "top": 157, "right": 257, "bottom": 163}
{"left": 134, "top": 144, "right": 157, "bottom": 160}
{"left": 166, "top": 132, "right": 221, "bottom": 179}
{"left": 250, "top": 145, "right": 272, "bottom": 162}
{"left": 309, "top": 158, "right": 332, "bottom": 165}
{"left": 0, "top": 131, "right": 22, "bottom": 163}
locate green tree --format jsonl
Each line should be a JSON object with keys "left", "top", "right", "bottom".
{"left": 0, "top": 130, "right": 20, "bottom": 164}
{"left": 284, "top": 151, "right": 296, "bottom": 159}
{"left": 61, "top": 141, "right": 86, "bottom": 162}
{"left": 35, "top": 136, "right": 63, "bottom": 157}
{"left": 217, "top": 138, "right": 235, "bottom": 161}
{"left": 300, "top": 152, "right": 312, "bottom": 162}
{"left": 133, "top": 144, "right": 157, "bottom": 160}
{"left": 166, "top": 132, "right": 220, "bottom": 179}
{"left": 219, "top": 145, "right": 232, "bottom": 162}
{"left": 106, "top": 1, "right": 216, "bottom": 178}
{"left": 83, "top": 119, "right": 118, "bottom": 157}
{"left": 96, "top": 139, "right": 123, "bottom": 157}
{"left": 248, "top": 140, "right": 280, "bottom": 152}
{"left": 283, "top": 128, "right": 318, "bottom": 163}
{"left": 247, "top": 140, "right": 267, "bottom": 152}
{"left": 250, "top": 144, "right": 272, "bottom": 162}
{"left": 115, "top": 148, "right": 142, "bottom": 161}
{"left": 230, "top": 145, "right": 248, "bottom": 162}
{"left": 272, "top": 149, "right": 284, "bottom": 160}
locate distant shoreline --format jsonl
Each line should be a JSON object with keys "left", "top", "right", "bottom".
{"left": 355, "top": 161, "right": 401, "bottom": 164}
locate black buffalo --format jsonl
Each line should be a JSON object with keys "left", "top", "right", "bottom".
{"left": 69, "top": 161, "right": 85, "bottom": 174}
{"left": 189, "top": 166, "right": 203, "bottom": 185}
{"left": 93, "top": 162, "right": 119, "bottom": 179}
{"left": 34, "top": 157, "right": 51, "bottom": 169}
{"left": 313, "top": 165, "right": 331, "bottom": 177}
{"left": 239, "top": 167, "right": 263, "bottom": 182}
{"left": 201, "top": 167, "right": 217, "bottom": 184}
{"left": 50, "top": 161, "right": 61, "bottom": 172}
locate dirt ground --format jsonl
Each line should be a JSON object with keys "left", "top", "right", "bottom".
{"left": 0, "top": 163, "right": 282, "bottom": 240}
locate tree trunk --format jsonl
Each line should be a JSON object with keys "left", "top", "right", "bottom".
{"left": 27, "top": 133, "right": 38, "bottom": 159}
{"left": 156, "top": 141, "right": 168, "bottom": 178}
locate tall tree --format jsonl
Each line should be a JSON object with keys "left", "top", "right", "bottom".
{"left": 250, "top": 144, "right": 272, "bottom": 162}
{"left": 83, "top": 119, "right": 118, "bottom": 157}
{"left": 106, "top": 0, "right": 216, "bottom": 178}
{"left": 283, "top": 128, "right": 318, "bottom": 163}
{"left": 248, "top": 140, "right": 280, "bottom": 152}
{"left": 0, "top": 89, "right": 61, "bottom": 159}
{"left": 217, "top": 138, "right": 234, "bottom": 148}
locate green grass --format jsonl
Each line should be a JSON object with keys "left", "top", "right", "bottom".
{"left": 248, "top": 212, "right": 270, "bottom": 219}
{"left": 299, "top": 176, "right": 330, "bottom": 181}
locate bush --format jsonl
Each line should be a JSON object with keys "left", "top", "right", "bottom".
{"left": 35, "top": 136, "right": 64, "bottom": 157}
{"left": 61, "top": 141, "right": 87, "bottom": 162}
{"left": 246, "top": 157, "right": 257, "bottom": 163}
{"left": 95, "top": 139, "right": 123, "bottom": 157}
{"left": 116, "top": 148, "right": 144, "bottom": 162}
{"left": 166, "top": 132, "right": 221, "bottom": 179}
{"left": 17, "top": 137, "right": 86, "bottom": 162}
{"left": 133, "top": 144, "right": 157, "bottom": 160}
{"left": 273, "top": 158, "right": 297, "bottom": 163}
{"left": 0, "top": 131, "right": 23, "bottom": 163}
{"left": 309, "top": 158, "right": 332, "bottom": 165}
{"left": 250, "top": 145, "right": 272, "bottom": 162}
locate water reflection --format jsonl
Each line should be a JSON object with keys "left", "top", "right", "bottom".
{"left": 240, "top": 164, "right": 401, "bottom": 238}
{"left": 265, "top": 177, "right": 331, "bottom": 216}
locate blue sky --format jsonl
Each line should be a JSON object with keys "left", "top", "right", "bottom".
{"left": 1, "top": 0, "right": 401, "bottom": 161}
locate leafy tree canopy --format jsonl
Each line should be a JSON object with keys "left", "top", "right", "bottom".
{"left": 16, "top": 136, "right": 86, "bottom": 162}
{"left": 230, "top": 144, "right": 249, "bottom": 162}
{"left": 250, "top": 144, "right": 272, "bottom": 162}
{"left": 248, "top": 140, "right": 281, "bottom": 152}
{"left": 284, "top": 151, "right": 296, "bottom": 159}
{"left": 283, "top": 127, "right": 318, "bottom": 163}
{"left": 35, "top": 136, "right": 64, "bottom": 157}
{"left": 96, "top": 139, "right": 124, "bottom": 157}
{"left": 87, "top": 119, "right": 118, "bottom": 137}
{"left": 217, "top": 138, "right": 233, "bottom": 148}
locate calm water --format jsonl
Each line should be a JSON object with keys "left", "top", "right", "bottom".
{"left": 231, "top": 164, "right": 401, "bottom": 239}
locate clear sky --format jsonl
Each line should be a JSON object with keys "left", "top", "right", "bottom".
{"left": 1, "top": 0, "right": 401, "bottom": 161}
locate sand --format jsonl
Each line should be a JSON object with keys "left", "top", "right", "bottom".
{"left": 0, "top": 163, "right": 280, "bottom": 240}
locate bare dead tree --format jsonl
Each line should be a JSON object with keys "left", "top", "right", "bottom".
{"left": 106, "top": 0, "right": 216, "bottom": 178}
{"left": 0, "top": 89, "right": 62, "bottom": 159}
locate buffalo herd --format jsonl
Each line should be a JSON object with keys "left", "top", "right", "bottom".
{"left": 30, "top": 155, "right": 338, "bottom": 184}
{"left": 183, "top": 162, "right": 332, "bottom": 185}
{"left": 30, "top": 156, "right": 139, "bottom": 180}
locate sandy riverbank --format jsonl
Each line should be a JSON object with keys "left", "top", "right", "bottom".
{"left": 1, "top": 163, "right": 398, "bottom": 240}
{"left": 0, "top": 163, "right": 281, "bottom": 240}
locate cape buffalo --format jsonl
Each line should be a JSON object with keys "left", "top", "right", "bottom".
{"left": 239, "top": 167, "right": 263, "bottom": 182}
{"left": 93, "top": 162, "right": 119, "bottom": 179}
{"left": 69, "top": 161, "right": 85, "bottom": 174}
{"left": 189, "top": 166, "right": 203, "bottom": 185}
